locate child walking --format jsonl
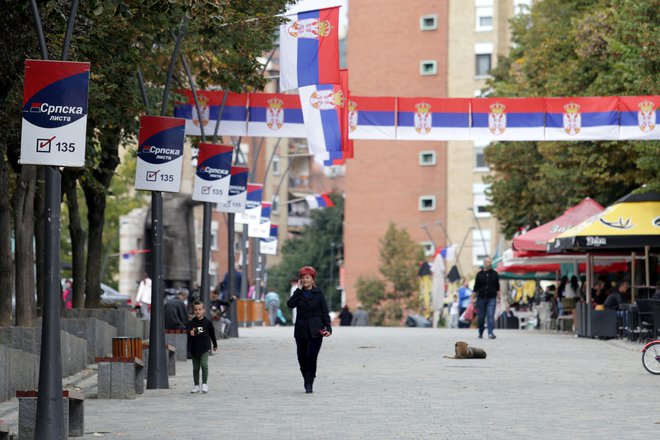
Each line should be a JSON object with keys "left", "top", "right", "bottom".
{"left": 187, "top": 300, "right": 217, "bottom": 393}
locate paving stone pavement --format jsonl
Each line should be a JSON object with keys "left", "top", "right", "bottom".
{"left": 1, "top": 326, "right": 659, "bottom": 439}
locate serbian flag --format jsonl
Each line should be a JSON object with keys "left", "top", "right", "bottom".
{"left": 247, "top": 93, "right": 306, "bottom": 138}
{"left": 471, "top": 98, "right": 545, "bottom": 141}
{"left": 319, "top": 151, "right": 344, "bottom": 166}
{"left": 260, "top": 224, "right": 279, "bottom": 256}
{"left": 348, "top": 96, "right": 396, "bottom": 140}
{"left": 305, "top": 193, "right": 334, "bottom": 209}
{"left": 279, "top": 7, "right": 340, "bottom": 91}
{"left": 174, "top": 90, "right": 248, "bottom": 137}
{"left": 619, "top": 96, "right": 660, "bottom": 140}
{"left": 396, "top": 98, "right": 470, "bottom": 140}
{"left": 339, "top": 69, "right": 354, "bottom": 159}
{"left": 235, "top": 184, "right": 263, "bottom": 225}
{"left": 299, "top": 84, "right": 343, "bottom": 156}
{"left": 545, "top": 97, "right": 619, "bottom": 141}
{"left": 248, "top": 202, "right": 272, "bottom": 239}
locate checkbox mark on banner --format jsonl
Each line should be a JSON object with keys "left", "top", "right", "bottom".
{"left": 202, "top": 186, "right": 211, "bottom": 195}
{"left": 146, "top": 170, "right": 159, "bottom": 181}
{"left": 36, "top": 136, "right": 56, "bottom": 153}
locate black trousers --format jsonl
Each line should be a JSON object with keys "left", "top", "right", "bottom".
{"left": 295, "top": 337, "right": 323, "bottom": 378}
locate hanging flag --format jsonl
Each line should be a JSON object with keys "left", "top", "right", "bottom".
{"left": 471, "top": 98, "right": 545, "bottom": 141}
{"left": 235, "top": 184, "right": 263, "bottom": 225}
{"left": 192, "top": 143, "right": 233, "bottom": 203}
{"left": 248, "top": 202, "right": 272, "bottom": 239}
{"left": 339, "top": 69, "right": 354, "bottom": 159}
{"left": 279, "top": 7, "right": 340, "bottom": 92}
{"left": 134, "top": 116, "right": 186, "bottom": 193}
{"left": 545, "top": 97, "right": 619, "bottom": 141}
{"left": 174, "top": 90, "right": 248, "bottom": 137}
{"left": 347, "top": 96, "right": 396, "bottom": 140}
{"left": 299, "top": 84, "right": 344, "bottom": 155}
{"left": 217, "top": 166, "right": 248, "bottom": 213}
{"left": 439, "top": 244, "right": 457, "bottom": 262}
{"left": 619, "top": 96, "right": 660, "bottom": 140}
{"left": 260, "top": 224, "right": 279, "bottom": 256}
{"left": 305, "top": 193, "right": 334, "bottom": 209}
{"left": 247, "top": 93, "right": 306, "bottom": 138}
{"left": 396, "top": 98, "right": 470, "bottom": 141}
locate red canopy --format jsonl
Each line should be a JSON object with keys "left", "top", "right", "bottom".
{"left": 512, "top": 198, "right": 604, "bottom": 253}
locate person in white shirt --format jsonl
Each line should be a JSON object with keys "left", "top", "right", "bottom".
{"left": 449, "top": 294, "right": 460, "bottom": 328}
{"left": 135, "top": 272, "right": 152, "bottom": 319}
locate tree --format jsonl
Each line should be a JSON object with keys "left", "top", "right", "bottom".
{"left": 484, "top": 0, "right": 659, "bottom": 238}
{"left": 267, "top": 194, "right": 344, "bottom": 315}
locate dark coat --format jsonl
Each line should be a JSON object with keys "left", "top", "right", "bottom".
{"left": 473, "top": 268, "right": 500, "bottom": 299}
{"left": 287, "top": 286, "right": 332, "bottom": 339}
{"left": 164, "top": 298, "right": 188, "bottom": 330}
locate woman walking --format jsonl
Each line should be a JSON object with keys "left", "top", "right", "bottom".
{"left": 287, "top": 266, "right": 332, "bottom": 394}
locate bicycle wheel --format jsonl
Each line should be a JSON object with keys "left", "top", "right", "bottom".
{"left": 642, "top": 341, "right": 660, "bottom": 375}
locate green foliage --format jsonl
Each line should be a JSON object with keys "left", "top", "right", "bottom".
{"left": 485, "top": 0, "right": 660, "bottom": 238}
{"left": 267, "top": 194, "right": 344, "bottom": 315}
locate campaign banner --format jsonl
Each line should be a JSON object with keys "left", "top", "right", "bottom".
{"left": 545, "top": 97, "right": 619, "bottom": 141}
{"left": 248, "top": 202, "right": 272, "bottom": 239}
{"left": 348, "top": 96, "right": 396, "bottom": 140}
{"left": 471, "top": 98, "right": 545, "bottom": 141}
{"left": 192, "top": 143, "right": 233, "bottom": 202}
{"left": 259, "top": 224, "right": 279, "bottom": 256}
{"left": 619, "top": 96, "right": 660, "bottom": 140}
{"left": 174, "top": 90, "right": 248, "bottom": 137}
{"left": 248, "top": 93, "right": 306, "bottom": 138}
{"left": 217, "top": 166, "right": 248, "bottom": 213}
{"left": 20, "top": 60, "right": 90, "bottom": 167}
{"left": 396, "top": 98, "right": 470, "bottom": 140}
{"left": 235, "top": 184, "right": 263, "bottom": 225}
{"left": 299, "top": 84, "right": 343, "bottom": 155}
{"left": 134, "top": 116, "right": 185, "bottom": 193}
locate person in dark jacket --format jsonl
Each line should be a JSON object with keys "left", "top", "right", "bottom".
{"left": 287, "top": 266, "right": 332, "bottom": 394}
{"left": 187, "top": 301, "right": 217, "bottom": 394}
{"left": 472, "top": 257, "right": 500, "bottom": 340}
{"left": 164, "top": 289, "right": 189, "bottom": 330}
{"left": 338, "top": 305, "right": 353, "bottom": 326}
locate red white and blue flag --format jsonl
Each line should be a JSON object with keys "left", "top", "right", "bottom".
{"left": 619, "top": 96, "right": 659, "bottom": 140}
{"left": 174, "top": 90, "right": 248, "bottom": 137}
{"left": 339, "top": 69, "right": 353, "bottom": 160}
{"left": 305, "top": 193, "right": 334, "bottom": 209}
{"left": 396, "top": 98, "right": 470, "bottom": 140}
{"left": 247, "top": 93, "right": 306, "bottom": 138}
{"left": 279, "top": 7, "right": 340, "bottom": 91}
{"left": 235, "top": 184, "right": 263, "bottom": 225}
{"left": 545, "top": 97, "right": 619, "bottom": 141}
{"left": 471, "top": 98, "right": 545, "bottom": 141}
{"left": 348, "top": 96, "right": 396, "bottom": 140}
{"left": 217, "top": 166, "right": 248, "bottom": 214}
{"left": 299, "top": 84, "right": 344, "bottom": 157}
{"left": 248, "top": 202, "right": 272, "bottom": 239}
{"left": 260, "top": 224, "right": 279, "bottom": 256}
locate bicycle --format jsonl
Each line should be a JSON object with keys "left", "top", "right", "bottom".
{"left": 642, "top": 340, "right": 660, "bottom": 375}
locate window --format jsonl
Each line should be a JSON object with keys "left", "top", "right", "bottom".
{"left": 474, "top": 141, "right": 489, "bottom": 171}
{"left": 419, "top": 150, "right": 437, "bottom": 166}
{"left": 475, "top": 43, "right": 493, "bottom": 77}
{"left": 419, "top": 195, "right": 436, "bottom": 211}
{"left": 475, "top": 0, "right": 494, "bottom": 32}
{"left": 473, "top": 183, "right": 491, "bottom": 218}
{"left": 472, "top": 229, "right": 491, "bottom": 266}
{"left": 421, "top": 241, "right": 435, "bottom": 257}
{"left": 210, "top": 221, "right": 219, "bottom": 251}
{"left": 420, "top": 14, "right": 438, "bottom": 31}
{"left": 272, "top": 154, "right": 281, "bottom": 175}
{"left": 420, "top": 60, "right": 437, "bottom": 76}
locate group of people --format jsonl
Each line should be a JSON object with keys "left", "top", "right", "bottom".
{"left": 338, "top": 305, "right": 369, "bottom": 326}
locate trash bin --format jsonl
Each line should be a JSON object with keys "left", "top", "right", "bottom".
{"left": 112, "top": 336, "right": 143, "bottom": 360}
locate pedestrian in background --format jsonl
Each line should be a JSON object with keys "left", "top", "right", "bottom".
{"left": 457, "top": 279, "right": 472, "bottom": 328}
{"left": 187, "top": 301, "right": 217, "bottom": 394}
{"left": 135, "top": 272, "right": 152, "bottom": 319}
{"left": 473, "top": 257, "right": 500, "bottom": 339}
{"left": 339, "top": 305, "right": 353, "bottom": 326}
{"left": 352, "top": 305, "right": 369, "bottom": 326}
{"left": 449, "top": 294, "right": 460, "bottom": 328}
{"left": 265, "top": 291, "right": 281, "bottom": 327}
{"left": 62, "top": 279, "right": 73, "bottom": 310}
{"left": 287, "top": 266, "right": 332, "bottom": 394}
{"left": 164, "top": 289, "right": 189, "bottom": 330}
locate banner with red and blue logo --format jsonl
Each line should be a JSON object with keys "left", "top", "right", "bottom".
{"left": 396, "top": 98, "right": 470, "bottom": 141}
{"left": 235, "top": 184, "right": 263, "bottom": 225}
{"left": 248, "top": 202, "right": 272, "bottom": 239}
{"left": 618, "top": 96, "right": 659, "bottom": 140}
{"left": 279, "top": 7, "right": 340, "bottom": 91}
{"left": 260, "top": 224, "right": 279, "bottom": 256}
{"left": 135, "top": 116, "right": 186, "bottom": 193}
{"left": 305, "top": 193, "right": 334, "bottom": 210}
{"left": 20, "top": 60, "right": 90, "bottom": 167}
{"left": 192, "top": 143, "right": 233, "bottom": 202}
{"left": 471, "top": 98, "right": 545, "bottom": 141}
{"left": 347, "top": 96, "right": 396, "bottom": 140}
{"left": 247, "top": 93, "right": 306, "bottom": 138}
{"left": 299, "top": 84, "right": 343, "bottom": 156}
{"left": 217, "top": 166, "right": 248, "bottom": 213}
{"left": 545, "top": 97, "right": 619, "bottom": 141}
{"left": 174, "top": 90, "right": 248, "bottom": 137}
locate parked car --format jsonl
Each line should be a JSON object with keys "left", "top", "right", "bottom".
{"left": 100, "top": 283, "right": 132, "bottom": 309}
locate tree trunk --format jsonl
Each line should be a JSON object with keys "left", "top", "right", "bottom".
{"left": 12, "top": 165, "right": 37, "bottom": 327}
{"left": 34, "top": 168, "right": 45, "bottom": 316}
{"left": 64, "top": 175, "right": 86, "bottom": 309}
{"left": 0, "top": 146, "right": 13, "bottom": 326}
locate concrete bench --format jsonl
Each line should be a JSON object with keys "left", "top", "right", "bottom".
{"left": 142, "top": 343, "right": 176, "bottom": 376}
{"left": 165, "top": 330, "right": 188, "bottom": 362}
{"left": 16, "top": 389, "right": 84, "bottom": 439}
{"left": 96, "top": 357, "right": 145, "bottom": 399}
